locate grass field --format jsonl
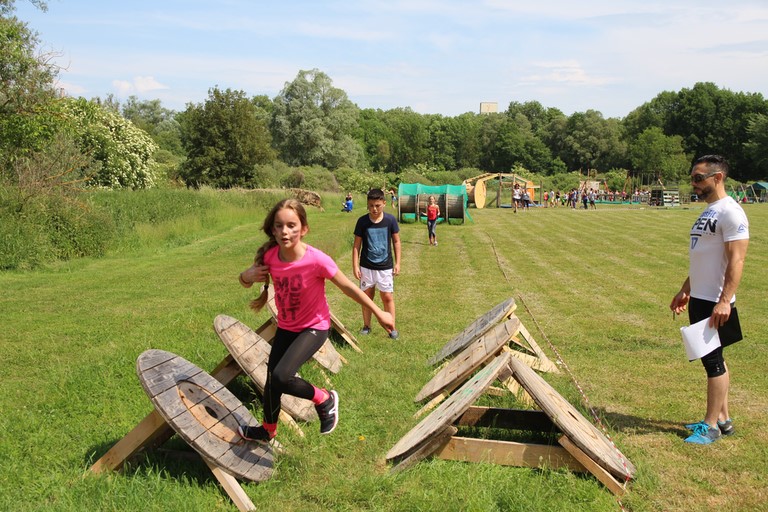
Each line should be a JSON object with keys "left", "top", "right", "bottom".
{"left": 1, "top": 195, "right": 766, "bottom": 512}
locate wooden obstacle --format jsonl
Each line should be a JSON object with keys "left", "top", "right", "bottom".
{"left": 427, "top": 297, "right": 517, "bottom": 366}
{"left": 417, "top": 306, "right": 558, "bottom": 417}
{"left": 386, "top": 353, "right": 635, "bottom": 496}
{"left": 90, "top": 318, "right": 279, "bottom": 512}
{"left": 136, "top": 349, "right": 274, "bottom": 482}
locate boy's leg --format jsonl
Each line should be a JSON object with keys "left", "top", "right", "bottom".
{"left": 361, "top": 286, "right": 375, "bottom": 328}
{"left": 379, "top": 291, "right": 396, "bottom": 325}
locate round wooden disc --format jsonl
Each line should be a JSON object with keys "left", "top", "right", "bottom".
{"left": 386, "top": 352, "right": 511, "bottom": 462}
{"left": 136, "top": 349, "right": 274, "bottom": 482}
{"left": 508, "top": 357, "right": 636, "bottom": 479}
{"left": 415, "top": 317, "right": 521, "bottom": 402}
{"left": 266, "top": 286, "right": 343, "bottom": 373}
{"left": 214, "top": 314, "right": 316, "bottom": 422}
{"left": 427, "top": 298, "right": 516, "bottom": 365}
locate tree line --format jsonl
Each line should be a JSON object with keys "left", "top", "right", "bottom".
{"left": 3, "top": 0, "right": 768, "bottom": 203}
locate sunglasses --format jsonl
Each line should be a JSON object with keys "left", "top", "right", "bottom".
{"left": 691, "top": 171, "right": 720, "bottom": 183}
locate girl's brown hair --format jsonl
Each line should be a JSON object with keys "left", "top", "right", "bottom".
{"left": 249, "top": 199, "right": 309, "bottom": 312}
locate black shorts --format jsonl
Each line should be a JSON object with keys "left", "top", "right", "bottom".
{"left": 688, "top": 297, "right": 743, "bottom": 348}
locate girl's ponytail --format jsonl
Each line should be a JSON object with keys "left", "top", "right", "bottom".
{"left": 249, "top": 240, "right": 276, "bottom": 313}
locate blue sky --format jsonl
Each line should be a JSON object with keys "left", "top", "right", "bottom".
{"left": 15, "top": 0, "right": 768, "bottom": 118}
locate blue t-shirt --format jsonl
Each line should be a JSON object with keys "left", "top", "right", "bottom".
{"left": 354, "top": 212, "right": 399, "bottom": 270}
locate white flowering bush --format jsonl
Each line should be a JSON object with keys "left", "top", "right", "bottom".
{"left": 63, "top": 98, "right": 158, "bottom": 189}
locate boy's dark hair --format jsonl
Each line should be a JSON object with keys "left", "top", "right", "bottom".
{"left": 367, "top": 188, "right": 386, "bottom": 201}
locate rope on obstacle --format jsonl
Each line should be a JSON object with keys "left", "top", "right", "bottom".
{"left": 484, "top": 231, "right": 632, "bottom": 511}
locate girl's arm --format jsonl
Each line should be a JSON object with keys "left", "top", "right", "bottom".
{"left": 330, "top": 269, "right": 395, "bottom": 331}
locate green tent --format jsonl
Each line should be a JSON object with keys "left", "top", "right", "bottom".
{"left": 397, "top": 183, "right": 472, "bottom": 224}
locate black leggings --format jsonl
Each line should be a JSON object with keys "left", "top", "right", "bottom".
{"left": 263, "top": 327, "right": 329, "bottom": 424}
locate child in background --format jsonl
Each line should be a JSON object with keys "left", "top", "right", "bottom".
{"left": 237, "top": 199, "right": 394, "bottom": 442}
{"left": 353, "top": 189, "right": 401, "bottom": 339}
{"left": 422, "top": 195, "right": 440, "bottom": 246}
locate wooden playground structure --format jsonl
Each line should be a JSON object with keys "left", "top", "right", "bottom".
{"left": 462, "top": 173, "right": 537, "bottom": 208}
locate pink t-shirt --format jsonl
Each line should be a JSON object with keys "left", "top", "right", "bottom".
{"left": 264, "top": 244, "right": 338, "bottom": 331}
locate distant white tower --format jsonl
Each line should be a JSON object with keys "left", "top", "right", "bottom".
{"left": 479, "top": 102, "right": 498, "bottom": 114}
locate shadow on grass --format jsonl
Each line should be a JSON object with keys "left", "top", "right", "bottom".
{"left": 592, "top": 407, "right": 688, "bottom": 438}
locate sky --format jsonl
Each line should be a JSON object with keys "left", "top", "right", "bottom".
{"left": 14, "top": 0, "right": 768, "bottom": 119}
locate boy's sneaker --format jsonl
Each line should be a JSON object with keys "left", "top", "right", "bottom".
{"left": 316, "top": 390, "right": 339, "bottom": 434}
{"left": 238, "top": 424, "right": 271, "bottom": 442}
{"left": 684, "top": 422, "right": 722, "bottom": 445}
{"left": 389, "top": 329, "right": 399, "bottom": 340}
{"left": 360, "top": 326, "right": 371, "bottom": 335}
{"left": 718, "top": 418, "right": 735, "bottom": 436}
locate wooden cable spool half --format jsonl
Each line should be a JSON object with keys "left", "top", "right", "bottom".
{"left": 427, "top": 298, "right": 516, "bottom": 366}
{"left": 136, "top": 349, "right": 274, "bottom": 482}
{"left": 415, "top": 316, "right": 521, "bottom": 402}
{"left": 507, "top": 357, "right": 636, "bottom": 480}
{"left": 214, "top": 314, "right": 316, "bottom": 422}
{"left": 386, "top": 352, "right": 512, "bottom": 463}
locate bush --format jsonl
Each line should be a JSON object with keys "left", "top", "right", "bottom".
{"left": 334, "top": 167, "right": 386, "bottom": 194}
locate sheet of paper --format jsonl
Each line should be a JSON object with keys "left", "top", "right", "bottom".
{"left": 680, "top": 316, "right": 721, "bottom": 361}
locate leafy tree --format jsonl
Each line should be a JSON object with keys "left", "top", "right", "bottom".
{"left": 271, "top": 69, "right": 362, "bottom": 169}
{"left": 0, "top": 2, "right": 59, "bottom": 168}
{"left": 178, "top": 87, "right": 275, "bottom": 188}
{"left": 558, "top": 110, "right": 627, "bottom": 172}
{"left": 63, "top": 98, "right": 158, "bottom": 189}
{"left": 119, "top": 96, "right": 183, "bottom": 156}
{"left": 628, "top": 127, "right": 690, "bottom": 183}
{"left": 744, "top": 113, "right": 768, "bottom": 178}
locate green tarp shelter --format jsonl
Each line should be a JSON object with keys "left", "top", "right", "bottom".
{"left": 397, "top": 183, "right": 472, "bottom": 224}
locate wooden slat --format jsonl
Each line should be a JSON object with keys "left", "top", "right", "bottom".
{"left": 427, "top": 298, "right": 517, "bottom": 365}
{"left": 436, "top": 436, "right": 586, "bottom": 472}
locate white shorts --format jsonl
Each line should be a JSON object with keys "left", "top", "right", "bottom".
{"left": 360, "top": 267, "right": 394, "bottom": 293}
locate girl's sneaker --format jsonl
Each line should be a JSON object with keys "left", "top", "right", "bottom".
{"left": 238, "top": 424, "right": 271, "bottom": 442}
{"left": 316, "top": 390, "right": 339, "bottom": 434}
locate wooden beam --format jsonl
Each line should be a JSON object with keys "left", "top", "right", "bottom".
{"left": 390, "top": 425, "right": 457, "bottom": 473}
{"left": 204, "top": 459, "right": 256, "bottom": 512}
{"left": 558, "top": 436, "right": 628, "bottom": 496}
{"left": 436, "top": 436, "right": 586, "bottom": 473}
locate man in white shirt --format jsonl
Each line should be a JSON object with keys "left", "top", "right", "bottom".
{"left": 670, "top": 155, "right": 749, "bottom": 445}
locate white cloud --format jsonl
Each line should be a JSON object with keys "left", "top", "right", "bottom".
{"left": 111, "top": 76, "right": 169, "bottom": 97}
{"left": 520, "top": 60, "right": 617, "bottom": 86}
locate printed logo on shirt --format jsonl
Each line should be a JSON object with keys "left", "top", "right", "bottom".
{"left": 273, "top": 274, "right": 303, "bottom": 321}
{"left": 737, "top": 223, "right": 747, "bottom": 233}
{"left": 690, "top": 236, "right": 700, "bottom": 250}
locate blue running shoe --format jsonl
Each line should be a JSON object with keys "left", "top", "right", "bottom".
{"left": 684, "top": 422, "right": 721, "bottom": 445}
{"left": 360, "top": 326, "right": 371, "bottom": 335}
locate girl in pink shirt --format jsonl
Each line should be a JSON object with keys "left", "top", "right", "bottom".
{"left": 237, "top": 199, "right": 394, "bottom": 442}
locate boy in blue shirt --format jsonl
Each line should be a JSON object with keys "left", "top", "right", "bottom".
{"left": 352, "top": 189, "right": 401, "bottom": 339}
